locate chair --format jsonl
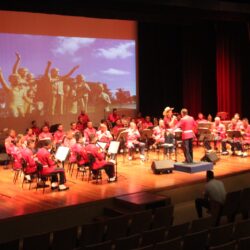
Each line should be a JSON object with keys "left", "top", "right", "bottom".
{"left": 115, "top": 234, "right": 140, "bottom": 250}
{"left": 129, "top": 210, "right": 153, "bottom": 235}
{"left": 83, "top": 240, "right": 112, "bottom": 250}
{"left": 87, "top": 153, "right": 103, "bottom": 184}
{"left": 0, "top": 239, "right": 19, "bottom": 250}
{"left": 21, "top": 159, "right": 38, "bottom": 190}
{"left": 151, "top": 205, "right": 174, "bottom": 229}
{"left": 190, "top": 216, "right": 213, "bottom": 233}
{"left": 209, "top": 240, "right": 237, "bottom": 250}
{"left": 208, "top": 223, "right": 234, "bottom": 247}
{"left": 79, "top": 221, "right": 105, "bottom": 247}
{"left": 155, "top": 237, "right": 182, "bottom": 250}
{"left": 36, "top": 162, "right": 58, "bottom": 193}
{"left": 217, "top": 190, "right": 241, "bottom": 224}
{"left": 166, "top": 222, "right": 190, "bottom": 239}
{"left": 23, "top": 232, "right": 51, "bottom": 250}
{"left": 51, "top": 226, "right": 78, "bottom": 250}
{"left": 132, "top": 245, "right": 154, "bottom": 250}
{"left": 239, "top": 187, "right": 250, "bottom": 219}
{"left": 182, "top": 229, "right": 209, "bottom": 250}
{"left": 141, "top": 227, "right": 166, "bottom": 246}
{"left": 234, "top": 219, "right": 250, "bottom": 239}
{"left": 104, "top": 214, "right": 130, "bottom": 240}
{"left": 238, "top": 236, "right": 250, "bottom": 250}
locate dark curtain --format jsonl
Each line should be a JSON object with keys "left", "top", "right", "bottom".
{"left": 138, "top": 22, "right": 183, "bottom": 118}
{"left": 182, "top": 24, "right": 217, "bottom": 118}
{"left": 216, "top": 23, "right": 245, "bottom": 118}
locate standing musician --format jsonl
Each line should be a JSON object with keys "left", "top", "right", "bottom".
{"left": 174, "top": 108, "right": 196, "bottom": 163}
{"left": 85, "top": 134, "right": 116, "bottom": 182}
{"left": 36, "top": 140, "right": 69, "bottom": 191}
{"left": 163, "top": 106, "right": 178, "bottom": 129}
{"left": 126, "top": 122, "right": 145, "bottom": 161}
{"left": 107, "top": 108, "right": 121, "bottom": 127}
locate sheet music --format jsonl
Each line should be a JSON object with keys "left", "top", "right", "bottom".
{"left": 55, "top": 146, "right": 70, "bottom": 162}
{"left": 108, "top": 141, "right": 120, "bottom": 154}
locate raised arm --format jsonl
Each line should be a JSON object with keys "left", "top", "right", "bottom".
{"left": 61, "top": 65, "right": 79, "bottom": 80}
{"left": 44, "top": 61, "right": 52, "bottom": 79}
{"left": 0, "top": 68, "right": 11, "bottom": 91}
{"left": 12, "top": 52, "right": 21, "bottom": 74}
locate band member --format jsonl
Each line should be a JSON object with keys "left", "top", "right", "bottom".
{"left": 38, "top": 125, "right": 53, "bottom": 141}
{"left": 126, "top": 122, "right": 145, "bottom": 161}
{"left": 96, "top": 124, "right": 113, "bottom": 147}
{"left": 44, "top": 61, "right": 79, "bottom": 115}
{"left": 221, "top": 118, "right": 242, "bottom": 155}
{"left": 85, "top": 134, "right": 116, "bottom": 182}
{"left": 174, "top": 108, "right": 196, "bottom": 163}
{"left": 63, "top": 131, "right": 77, "bottom": 148}
{"left": 233, "top": 113, "right": 242, "bottom": 127}
{"left": 69, "top": 122, "right": 79, "bottom": 136}
{"left": 9, "top": 135, "right": 24, "bottom": 170}
{"left": 163, "top": 107, "right": 178, "bottom": 129}
{"left": 196, "top": 112, "right": 207, "bottom": 123}
{"left": 53, "top": 124, "right": 65, "bottom": 147}
{"left": 36, "top": 140, "right": 69, "bottom": 191}
{"left": 240, "top": 118, "right": 250, "bottom": 157}
{"left": 31, "top": 120, "right": 40, "bottom": 137}
{"left": 5, "top": 129, "right": 17, "bottom": 155}
{"left": 21, "top": 139, "right": 38, "bottom": 180}
{"left": 77, "top": 110, "right": 90, "bottom": 131}
{"left": 112, "top": 119, "right": 124, "bottom": 140}
{"left": 141, "top": 116, "right": 153, "bottom": 130}
{"left": 152, "top": 119, "right": 166, "bottom": 148}
{"left": 69, "top": 133, "right": 83, "bottom": 164}
{"left": 84, "top": 121, "right": 97, "bottom": 144}
{"left": 23, "top": 128, "right": 36, "bottom": 146}
{"left": 204, "top": 116, "right": 226, "bottom": 151}
{"left": 107, "top": 108, "right": 121, "bottom": 127}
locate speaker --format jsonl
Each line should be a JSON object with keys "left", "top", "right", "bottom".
{"left": 200, "top": 151, "right": 219, "bottom": 164}
{"left": 151, "top": 160, "right": 174, "bottom": 174}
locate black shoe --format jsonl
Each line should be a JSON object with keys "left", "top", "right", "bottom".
{"left": 51, "top": 186, "right": 58, "bottom": 190}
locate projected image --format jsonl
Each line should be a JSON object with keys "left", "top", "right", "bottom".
{"left": 0, "top": 33, "right": 136, "bottom": 119}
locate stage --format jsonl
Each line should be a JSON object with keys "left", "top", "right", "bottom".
{"left": 1, "top": 146, "right": 250, "bottom": 222}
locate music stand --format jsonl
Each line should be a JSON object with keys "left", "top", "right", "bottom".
{"left": 55, "top": 146, "right": 70, "bottom": 168}
{"left": 140, "top": 129, "right": 153, "bottom": 141}
{"left": 198, "top": 128, "right": 211, "bottom": 142}
{"left": 197, "top": 122, "right": 212, "bottom": 129}
{"left": 227, "top": 130, "right": 242, "bottom": 139}
{"left": 116, "top": 129, "right": 128, "bottom": 141}
{"left": 108, "top": 141, "right": 120, "bottom": 180}
{"left": 96, "top": 141, "right": 107, "bottom": 151}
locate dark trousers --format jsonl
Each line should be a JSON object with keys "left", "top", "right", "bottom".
{"left": 93, "top": 163, "right": 115, "bottom": 178}
{"left": 51, "top": 167, "right": 66, "bottom": 184}
{"left": 182, "top": 138, "right": 193, "bottom": 163}
{"left": 195, "top": 198, "right": 210, "bottom": 218}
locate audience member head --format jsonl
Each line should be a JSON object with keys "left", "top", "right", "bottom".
{"left": 206, "top": 170, "right": 214, "bottom": 182}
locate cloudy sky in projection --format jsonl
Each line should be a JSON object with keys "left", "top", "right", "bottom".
{"left": 0, "top": 33, "right": 136, "bottom": 95}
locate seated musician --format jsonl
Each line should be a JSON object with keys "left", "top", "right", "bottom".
{"left": 141, "top": 116, "right": 153, "bottom": 130}
{"left": 21, "top": 139, "right": 38, "bottom": 180}
{"left": 221, "top": 118, "right": 242, "bottom": 156}
{"left": 5, "top": 129, "right": 17, "bottom": 155}
{"left": 53, "top": 124, "right": 65, "bottom": 148}
{"left": 38, "top": 125, "right": 53, "bottom": 141}
{"left": 84, "top": 121, "right": 97, "bottom": 145}
{"left": 31, "top": 120, "right": 40, "bottom": 137}
{"left": 96, "top": 124, "right": 113, "bottom": 149}
{"left": 239, "top": 118, "right": 250, "bottom": 157}
{"left": 23, "top": 128, "right": 36, "bottom": 146}
{"left": 233, "top": 113, "right": 243, "bottom": 127}
{"left": 107, "top": 108, "right": 120, "bottom": 127}
{"left": 126, "top": 122, "right": 145, "bottom": 161}
{"left": 85, "top": 134, "right": 116, "bottom": 182}
{"left": 37, "top": 140, "right": 69, "bottom": 191}
{"left": 69, "top": 122, "right": 79, "bottom": 136}
{"left": 196, "top": 112, "right": 207, "bottom": 123}
{"left": 68, "top": 132, "right": 83, "bottom": 164}
{"left": 204, "top": 117, "right": 225, "bottom": 152}
{"left": 152, "top": 119, "right": 165, "bottom": 149}
{"left": 63, "top": 131, "right": 77, "bottom": 148}
{"left": 9, "top": 135, "right": 24, "bottom": 170}
{"left": 112, "top": 119, "right": 124, "bottom": 140}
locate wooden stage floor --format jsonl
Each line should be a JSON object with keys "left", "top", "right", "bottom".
{"left": 0, "top": 146, "right": 250, "bottom": 221}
